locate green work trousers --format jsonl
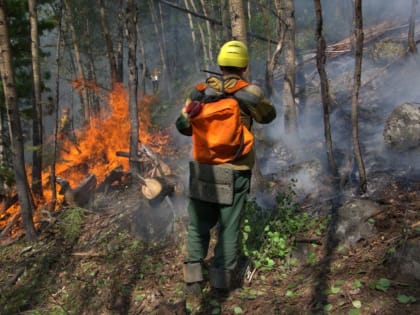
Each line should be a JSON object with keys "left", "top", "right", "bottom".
{"left": 185, "top": 170, "right": 251, "bottom": 271}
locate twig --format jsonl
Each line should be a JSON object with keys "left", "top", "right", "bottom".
{"left": 295, "top": 238, "right": 322, "bottom": 245}
{"left": 72, "top": 251, "right": 101, "bottom": 257}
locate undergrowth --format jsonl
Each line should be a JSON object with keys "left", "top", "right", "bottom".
{"left": 241, "top": 185, "right": 319, "bottom": 272}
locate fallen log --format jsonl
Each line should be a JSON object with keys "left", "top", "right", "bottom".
{"left": 136, "top": 175, "right": 175, "bottom": 207}
{"left": 56, "top": 174, "right": 97, "bottom": 207}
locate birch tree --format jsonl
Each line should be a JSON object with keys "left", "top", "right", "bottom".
{"left": 283, "top": 0, "right": 298, "bottom": 134}
{"left": 29, "top": 0, "right": 43, "bottom": 198}
{"left": 0, "top": 0, "right": 37, "bottom": 241}
{"left": 229, "top": 0, "right": 247, "bottom": 43}
{"left": 267, "top": 0, "right": 285, "bottom": 98}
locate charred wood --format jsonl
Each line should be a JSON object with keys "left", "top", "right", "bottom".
{"left": 56, "top": 174, "right": 97, "bottom": 207}
{"left": 96, "top": 166, "right": 129, "bottom": 193}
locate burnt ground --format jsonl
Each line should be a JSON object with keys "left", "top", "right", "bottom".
{"left": 0, "top": 173, "right": 419, "bottom": 315}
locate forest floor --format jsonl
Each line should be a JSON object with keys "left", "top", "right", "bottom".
{"left": 0, "top": 174, "right": 419, "bottom": 315}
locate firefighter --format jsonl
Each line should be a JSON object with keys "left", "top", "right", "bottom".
{"left": 176, "top": 40, "right": 277, "bottom": 295}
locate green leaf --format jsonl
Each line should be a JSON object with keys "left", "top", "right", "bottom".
{"left": 135, "top": 293, "right": 145, "bottom": 302}
{"left": 396, "top": 295, "right": 416, "bottom": 304}
{"left": 233, "top": 306, "right": 244, "bottom": 314}
{"left": 375, "top": 278, "right": 390, "bottom": 292}
{"left": 329, "top": 286, "right": 341, "bottom": 294}
{"left": 285, "top": 290, "right": 295, "bottom": 297}
{"left": 211, "top": 307, "right": 221, "bottom": 314}
{"left": 323, "top": 304, "right": 333, "bottom": 311}
{"left": 348, "top": 308, "right": 361, "bottom": 315}
{"left": 352, "top": 300, "right": 362, "bottom": 308}
{"left": 353, "top": 279, "right": 363, "bottom": 289}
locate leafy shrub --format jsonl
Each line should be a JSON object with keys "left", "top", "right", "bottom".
{"left": 241, "top": 185, "right": 315, "bottom": 271}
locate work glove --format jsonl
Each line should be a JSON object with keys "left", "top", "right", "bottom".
{"left": 185, "top": 100, "right": 202, "bottom": 118}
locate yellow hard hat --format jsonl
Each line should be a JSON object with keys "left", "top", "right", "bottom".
{"left": 217, "top": 40, "right": 249, "bottom": 68}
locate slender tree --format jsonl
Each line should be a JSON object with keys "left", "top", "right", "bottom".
{"left": 85, "top": 19, "right": 100, "bottom": 115}
{"left": 50, "top": 0, "right": 64, "bottom": 211}
{"left": 220, "top": 0, "right": 230, "bottom": 42}
{"left": 188, "top": 0, "right": 210, "bottom": 68}
{"left": 313, "top": 0, "right": 337, "bottom": 176}
{"left": 408, "top": 0, "right": 418, "bottom": 54}
{"left": 283, "top": 0, "right": 298, "bottom": 134}
{"left": 116, "top": 0, "right": 125, "bottom": 82}
{"left": 126, "top": 0, "right": 139, "bottom": 172}
{"left": 199, "top": 0, "right": 214, "bottom": 64}
{"left": 99, "top": 0, "right": 119, "bottom": 85}
{"left": 267, "top": 0, "right": 285, "bottom": 98}
{"left": 184, "top": 0, "right": 200, "bottom": 72}
{"left": 63, "top": 0, "right": 90, "bottom": 122}
{"left": 148, "top": 0, "right": 170, "bottom": 97}
{"left": 229, "top": 0, "right": 247, "bottom": 43}
{"left": 351, "top": 0, "right": 367, "bottom": 193}
{"left": 0, "top": 0, "right": 37, "bottom": 241}
{"left": 28, "top": 0, "right": 44, "bottom": 198}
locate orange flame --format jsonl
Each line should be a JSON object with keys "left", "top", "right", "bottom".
{"left": 0, "top": 82, "right": 173, "bottom": 236}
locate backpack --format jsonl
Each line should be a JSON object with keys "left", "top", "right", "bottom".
{"left": 188, "top": 78, "right": 254, "bottom": 165}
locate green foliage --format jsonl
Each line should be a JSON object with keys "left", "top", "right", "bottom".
{"left": 241, "top": 185, "right": 316, "bottom": 272}
{"left": 374, "top": 278, "right": 391, "bottom": 292}
{"left": 0, "top": 163, "right": 15, "bottom": 190}
{"left": 396, "top": 294, "right": 416, "bottom": 304}
{"left": 60, "top": 207, "right": 85, "bottom": 242}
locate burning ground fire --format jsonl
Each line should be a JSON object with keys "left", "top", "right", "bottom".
{"left": 0, "top": 83, "right": 172, "bottom": 237}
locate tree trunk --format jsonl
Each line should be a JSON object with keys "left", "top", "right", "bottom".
{"left": 408, "top": 0, "right": 418, "bottom": 54}
{"left": 28, "top": 0, "right": 43, "bottom": 198}
{"left": 85, "top": 19, "right": 101, "bottom": 116}
{"left": 184, "top": 0, "right": 200, "bottom": 73}
{"left": 116, "top": 0, "right": 125, "bottom": 83}
{"left": 99, "top": 0, "right": 119, "bottom": 86}
{"left": 0, "top": 0, "right": 37, "bottom": 241}
{"left": 267, "top": 0, "right": 285, "bottom": 98}
{"left": 50, "top": 3, "right": 65, "bottom": 212}
{"left": 258, "top": 0, "right": 273, "bottom": 95}
{"left": 199, "top": 0, "right": 214, "bottom": 66}
{"left": 148, "top": 0, "right": 171, "bottom": 98}
{"left": 283, "top": 0, "right": 298, "bottom": 134}
{"left": 313, "top": 0, "right": 338, "bottom": 176}
{"left": 229, "top": 0, "right": 247, "bottom": 43}
{"left": 188, "top": 0, "right": 209, "bottom": 69}
{"left": 351, "top": 0, "right": 367, "bottom": 193}
{"left": 136, "top": 21, "right": 147, "bottom": 96}
{"left": 126, "top": 0, "right": 140, "bottom": 173}
{"left": 220, "top": 0, "right": 229, "bottom": 42}
{"left": 63, "top": 0, "right": 90, "bottom": 123}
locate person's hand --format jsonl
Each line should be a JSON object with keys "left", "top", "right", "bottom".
{"left": 185, "top": 100, "right": 202, "bottom": 118}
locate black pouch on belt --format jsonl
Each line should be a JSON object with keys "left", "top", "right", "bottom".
{"left": 189, "top": 161, "right": 234, "bottom": 205}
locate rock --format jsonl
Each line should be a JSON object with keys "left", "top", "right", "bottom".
{"left": 387, "top": 239, "right": 420, "bottom": 283}
{"left": 335, "top": 199, "right": 379, "bottom": 246}
{"left": 383, "top": 103, "right": 420, "bottom": 151}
